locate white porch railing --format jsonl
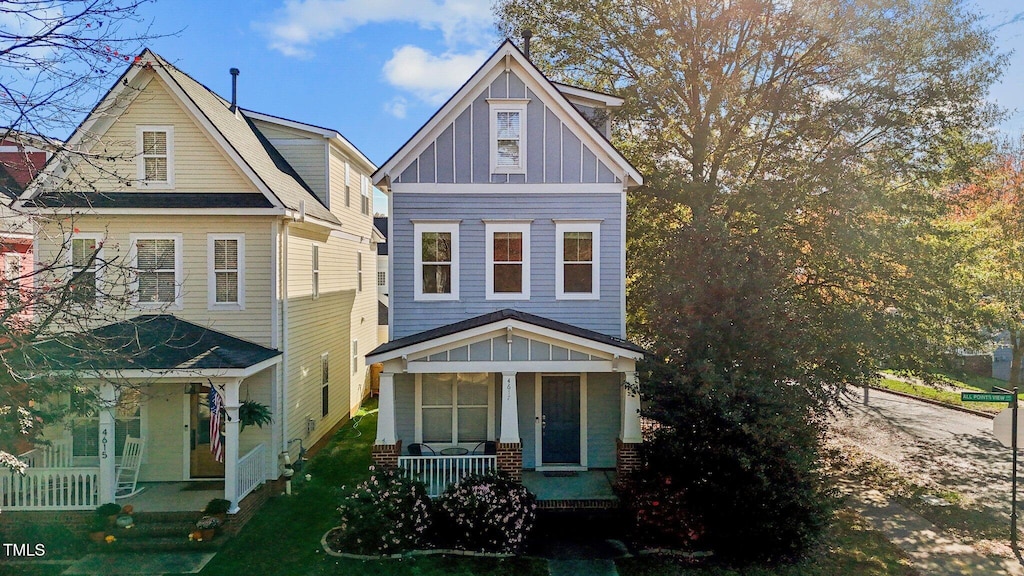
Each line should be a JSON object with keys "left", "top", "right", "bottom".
{"left": 18, "top": 439, "right": 73, "bottom": 468}
{"left": 398, "top": 455, "right": 497, "bottom": 497}
{"left": 237, "top": 443, "right": 266, "bottom": 502}
{"left": 1, "top": 467, "right": 101, "bottom": 510}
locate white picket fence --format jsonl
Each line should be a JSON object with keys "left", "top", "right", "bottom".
{"left": 237, "top": 443, "right": 266, "bottom": 502}
{"left": 1, "top": 467, "right": 101, "bottom": 510}
{"left": 398, "top": 454, "right": 497, "bottom": 497}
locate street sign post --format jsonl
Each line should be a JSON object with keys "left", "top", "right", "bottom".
{"left": 963, "top": 392, "right": 1016, "bottom": 403}
{"left": 988, "top": 386, "right": 1020, "bottom": 549}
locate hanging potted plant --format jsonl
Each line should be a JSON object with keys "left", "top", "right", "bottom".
{"left": 238, "top": 400, "right": 272, "bottom": 431}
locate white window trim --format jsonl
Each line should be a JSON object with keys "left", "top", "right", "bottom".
{"left": 361, "top": 174, "right": 371, "bottom": 215}
{"left": 344, "top": 161, "right": 351, "bottom": 207}
{"left": 67, "top": 232, "right": 105, "bottom": 305}
{"left": 414, "top": 373, "right": 495, "bottom": 446}
{"left": 485, "top": 220, "right": 531, "bottom": 301}
{"left": 377, "top": 270, "right": 387, "bottom": 287}
{"left": 357, "top": 251, "right": 363, "bottom": 293}
{"left": 130, "top": 233, "right": 183, "bottom": 310}
{"left": 321, "top": 352, "right": 330, "bottom": 417}
{"left": 136, "top": 125, "right": 174, "bottom": 189}
{"left": 351, "top": 340, "right": 358, "bottom": 373}
{"left": 488, "top": 99, "right": 529, "bottom": 175}
{"left": 311, "top": 244, "right": 320, "bottom": 300}
{"left": 207, "top": 233, "right": 245, "bottom": 311}
{"left": 534, "top": 372, "right": 588, "bottom": 469}
{"left": 555, "top": 220, "right": 601, "bottom": 300}
{"left": 413, "top": 221, "right": 460, "bottom": 301}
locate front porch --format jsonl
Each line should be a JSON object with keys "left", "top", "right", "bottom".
{"left": 522, "top": 470, "right": 618, "bottom": 509}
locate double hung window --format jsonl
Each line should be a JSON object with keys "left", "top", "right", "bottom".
{"left": 414, "top": 222, "right": 459, "bottom": 300}
{"left": 419, "top": 373, "right": 490, "bottom": 444}
{"left": 555, "top": 221, "right": 600, "bottom": 300}
{"left": 485, "top": 221, "right": 530, "bottom": 300}
{"left": 132, "top": 234, "right": 181, "bottom": 307}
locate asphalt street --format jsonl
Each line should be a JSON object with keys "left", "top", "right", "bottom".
{"left": 833, "top": 388, "right": 1014, "bottom": 517}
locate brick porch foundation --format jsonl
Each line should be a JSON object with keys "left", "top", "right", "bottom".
{"left": 371, "top": 440, "right": 402, "bottom": 469}
{"left": 616, "top": 439, "right": 642, "bottom": 478}
{"left": 496, "top": 442, "right": 523, "bottom": 483}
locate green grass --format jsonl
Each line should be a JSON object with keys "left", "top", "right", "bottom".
{"left": 616, "top": 509, "right": 916, "bottom": 576}
{"left": 187, "top": 399, "right": 546, "bottom": 576}
{"left": 874, "top": 375, "right": 1013, "bottom": 414}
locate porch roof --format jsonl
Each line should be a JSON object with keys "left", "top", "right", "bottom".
{"left": 26, "top": 314, "right": 281, "bottom": 375}
{"left": 367, "top": 308, "right": 645, "bottom": 364}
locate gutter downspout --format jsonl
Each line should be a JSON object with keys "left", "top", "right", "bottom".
{"left": 270, "top": 219, "right": 281, "bottom": 481}
{"left": 281, "top": 220, "right": 290, "bottom": 459}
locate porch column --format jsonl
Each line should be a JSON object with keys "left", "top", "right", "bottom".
{"left": 497, "top": 372, "right": 522, "bottom": 482}
{"left": 372, "top": 372, "right": 401, "bottom": 468}
{"left": 617, "top": 371, "right": 643, "bottom": 478}
{"left": 499, "top": 372, "right": 519, "bottom": 443}
{"left": 222, "top": 378, "right": 242, "bottom": 514}
{"left": 97, "top": 382, "right": 117, "bottom": 503}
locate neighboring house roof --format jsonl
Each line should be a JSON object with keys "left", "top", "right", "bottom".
{"left": 374, "top": 216, "right": 388, "bottom": 256}
{"left": 22, "top": 192, "right": 274, "bottom": 210}
{"left": 242, "top": 109, "right": 377, "bottom": 176}
{"left": 367, "top": 308, "right": 645, "bottom": 361}
{"left": 26, "top": 314, "right": 281, "bottom": 373}
{"left": 20, "top": 50, "right": 342, "bottom": 227}
{"left": 372, "top": 39, "right": 643, "bottom": 188}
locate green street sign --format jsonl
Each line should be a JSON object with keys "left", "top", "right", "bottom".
{"left": 962, "top": 392, "right": 1015, "bottom": 403}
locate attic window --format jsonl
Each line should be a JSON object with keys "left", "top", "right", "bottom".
{"left": 488, "top": 100, "right": 528, "bottom": 174}
{"left": 136, "top": 125, "right": 174, "bottom": 188}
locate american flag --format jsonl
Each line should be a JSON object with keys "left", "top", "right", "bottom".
{"left": 209, "top": 388, "right": 225, "bottom": 463}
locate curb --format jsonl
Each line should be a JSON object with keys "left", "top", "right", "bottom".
{"left": 865, "top": 385, "right": 997, "bottom": 420}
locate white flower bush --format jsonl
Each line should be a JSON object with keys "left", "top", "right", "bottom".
{"left": 435, "top": 472, "right": 537, "bottom": 553}
{"left": 328, "top": 466, "right": 432, "bottom": 555}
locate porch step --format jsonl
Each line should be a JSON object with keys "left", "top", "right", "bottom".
{"left": 85, "top": 511, "right": 232, "bottom": 553}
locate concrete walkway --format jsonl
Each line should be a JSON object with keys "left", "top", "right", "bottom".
{"left": 846, "top": 486, "right": 1024, "bottom": 575}
{"left": 540, "top": 539, "right": 624, "bottom": 576}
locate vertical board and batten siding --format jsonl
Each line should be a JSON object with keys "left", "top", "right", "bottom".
{"left": 283, "top": 224, "right": 377, "bottom": 449}
{"left": 64, "top": 74, "right": 255, "bottom": 193}
{"left": 34, "top": 215, "right": 275, "bottom": 346}
{"left": 586, "top": 373, "right": 620, "bottom": 468}
{"left": 392, "top": 69, "right": 621, "bottom": 186}
{"left": 390, "top": 192, "right": 623, "bottom": 338}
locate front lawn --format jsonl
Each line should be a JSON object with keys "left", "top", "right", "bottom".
{"left": 188, "top": 399, "right": 546, "bottom": 576}
{"left": 873, "top": 372, "right": 1015, "bottom": 414}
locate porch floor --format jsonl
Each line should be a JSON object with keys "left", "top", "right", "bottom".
{"left": 118, "top": 482, "right": 224, "bottom": 513}
{"left": 522, "top": 470, "right": 618, "bottom": 508}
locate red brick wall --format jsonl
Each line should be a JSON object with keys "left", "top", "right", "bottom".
{"left": 371, "top": 440, "right": 402, "bottom": 469}
{"left": 496, "top": 442, "right": 522, "bottom": 483}
{"left": 616, "top": 439, "right": 642, "bottom": 478}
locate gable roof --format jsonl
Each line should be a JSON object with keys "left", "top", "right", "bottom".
{"left": 367, "top": 308, "right": 644, "bottom": 363}
{"left": 23, "top": 314, "right": 281, "bottom": 376}
{"left": 21, "top": 50, "right": 340, "bottom": 226}
{"left": 374, "top": 216, "right": 388, "bottom": 255}
{"left": 372, "top": 40, "right": 642, "bottom": 189}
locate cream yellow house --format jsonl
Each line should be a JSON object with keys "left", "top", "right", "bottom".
{"left": 9, "top": 50, "right": 378, "bottom": 513}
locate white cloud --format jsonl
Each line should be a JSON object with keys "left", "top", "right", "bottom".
{"left": 258, "top": 0, "right": 494, "bottom": 58}
{"left": 383, "top": 46, "right": 489, "bottom": 105}
{"left": 383, "top": 96, "right": 408, "bottom": 119}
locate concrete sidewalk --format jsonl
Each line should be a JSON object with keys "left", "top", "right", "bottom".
{"left": 846, "top": 488, "right": 1024, "bottom": 575}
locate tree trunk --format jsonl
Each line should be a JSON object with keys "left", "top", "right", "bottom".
{"left": 1010, "top": 330, "right": 1023, "bottom": 389}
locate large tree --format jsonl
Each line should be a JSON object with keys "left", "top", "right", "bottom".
{"left": 496, "top": 0, "right": 1001, "bottom": 560}
{"left": 0, "top": 1, "right": 159, "bottom": 473}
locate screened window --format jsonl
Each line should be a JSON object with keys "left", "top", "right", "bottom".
{"left": 208, "top": 235, "right": 243, "bottom": 308}
{"left": 135, "top": 236, "right": 178, "bottom": 305}
{"left": 420, "top": 373, "right": 489, "bottom": 444}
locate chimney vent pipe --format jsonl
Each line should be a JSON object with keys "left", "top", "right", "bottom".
{"left": 522, "top": 29, "right": 533, "bottom": 61}
{"left": 229, "top": 68, "right": 240, "bottom": 112}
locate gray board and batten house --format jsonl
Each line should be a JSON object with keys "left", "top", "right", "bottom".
{"left": 367, "top": 39, "right": 645, "bottom": 505}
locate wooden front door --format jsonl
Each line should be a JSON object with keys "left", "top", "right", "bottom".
{"left": 541, "top": 375, "right": 581, "bottom": 465}
{"left": 189, "top": 385, "right": 224, "bottom": 478}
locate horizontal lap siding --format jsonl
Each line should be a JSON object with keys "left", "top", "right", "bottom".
{"left": 35, "top": 215, "right": 275, "bottom": 346}
{"left": 391, "top": 192, "right": 623, "bottom": 338}
{"left": 587, "top": 373, "right": 620, "bottom": 469}
{"left": 139, "top": 384, "right": 185, "bottom": 481}
{"left": 273, "top": 142, "right": 327, "bottom": 206}
{"left": 395, "top": 373, "right": 415, "bottom": 448}
{"left": 65, "top": 75, "right": 254, "bottom": 193}
{"left": 517, "top": 373, "right": 536, "bottom": 468}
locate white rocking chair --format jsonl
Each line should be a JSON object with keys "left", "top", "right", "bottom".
{"left": 115, "top": 436, "right": 146, "bottom": 499}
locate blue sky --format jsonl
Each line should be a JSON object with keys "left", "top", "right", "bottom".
{"left": 17, "top": 1, "right": 1024, "bottom": 208}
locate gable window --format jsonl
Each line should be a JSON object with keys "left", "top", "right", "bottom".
{"left": 418, "top": 373, "right": 492, "bottom": 444}
{"left": 361, "top": 175, "right": 371, "bottom": 215}
{"left": 321, "top": 353, "right": 330, "bottom": 418}
{"left": 488, "top": 100, "right": 528, "bottom": 174}
{"left": 69, "top": 234, "right": 103, "bottom": 305}
{"left": 414, "top": 221, "right": 459, "bottom": 301}
{"left": 136, "top": 126, "right": 174, "bottom": 188}
{"left": 312, "top": 245, "right": 320, "bottom": 299}
{"left": 555, "top": 221, "right": 601, "bottom": 300}
{"left": 485, "top": 221, "right": 531, "bottom": 300}
{"left": 208, "top": 234, "right": 244, "bottom": 310}
{"left": 132, "top": 234, "right": 181, "bottom": 308}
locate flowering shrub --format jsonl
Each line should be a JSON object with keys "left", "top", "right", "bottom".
{"left": 616, "top": 473, "right": 702, "bottom": 550}
{"left": 327, "top": 466, "right": 432, "bottom": 555}
{"left": 434, "top": 472, "right": 536, "bottom": 553}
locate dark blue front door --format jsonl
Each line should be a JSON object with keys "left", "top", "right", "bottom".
{"left": 542, "top": 375, "right": 581, "bottom": 465}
